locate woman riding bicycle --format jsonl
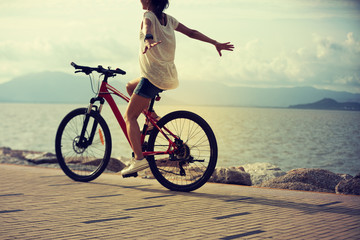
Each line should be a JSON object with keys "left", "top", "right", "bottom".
{"left": 121, "top": 0, "right": 234, "bottom": 176}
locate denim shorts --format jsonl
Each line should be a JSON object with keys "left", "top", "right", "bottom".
{"left": 134, "top": 77, "right": 163, "bottom": 99}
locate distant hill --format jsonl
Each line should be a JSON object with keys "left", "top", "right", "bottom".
{"left": 0, "top": 72, "right": 94, "bottom": 103}
{"left": 1, "top": 71, "right": 360, "bottom": 107}
{"left": 289, "top": 98, "right": 360, "bottom": 111}
{"left": 0, "top": 71, "right": 134, "bottom": 104}
{"left": 170, "top": 81, "right": 360, "bottom": 107}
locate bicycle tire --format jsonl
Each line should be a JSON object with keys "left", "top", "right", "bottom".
{"left": 147, "top": 111, "right": 217, "bottom": 192}
{"left": 55, "top": 108, "right": 112, "bottom": 182}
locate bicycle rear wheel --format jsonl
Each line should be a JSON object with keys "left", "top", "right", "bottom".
{"left": 147, "top": 111, "right": 217, "bottom": 192}
{"left": 55, "top": 108, "right": 112, "bottom": 182}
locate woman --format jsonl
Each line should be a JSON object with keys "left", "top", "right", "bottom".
{"left": 121, "top": 0, "right": 234, "bottom": 175}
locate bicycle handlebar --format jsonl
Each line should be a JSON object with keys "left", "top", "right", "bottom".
{"left": 71, "top": 62, "right": 126, "bottom": 76}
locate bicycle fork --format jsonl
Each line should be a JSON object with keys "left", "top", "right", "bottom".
{"left": 77, "top": 97, "right": 105, "bottom": 149}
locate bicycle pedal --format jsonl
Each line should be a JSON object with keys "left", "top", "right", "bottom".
{"left": 122, "top": 172, "right": 138, "bottom": 178}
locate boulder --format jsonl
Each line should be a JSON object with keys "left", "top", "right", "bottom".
{"left": 106, "top": 158, "right": 127, "bottom": 172}
{"left": 336, "top": 173, "right": 360, "bottom": 195}
{"left": 24, "top": 152, "right": 58, "bottom": 164}
{"left": 0, "top": 147, "right": 12, "bottom": 155}
{"left": 242, "top": 162, "right": 286, "bottom": 186}
{"left": 0, "top": 147, "right": 58, "bottom": 165}
{"left": 337, "top": 173, "right": 353, "bottom": 181}
{"left": 81, "top": 157, "right": 127, "bottom": 172}
{"left": 260, "top": 168, "right": 344, "bottom": 193}
{"left": 0, "top": 147, "right": 128, "bottom": 171}
{"left": 0, "top": 147, "right": 27, "bottom": 159}
{"left": 210, "top": 167, "right": 252, "bottom": 186}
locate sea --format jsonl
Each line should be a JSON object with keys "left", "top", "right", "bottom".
{"left": 1, "top": 103, "right": 359, "bottom": 176}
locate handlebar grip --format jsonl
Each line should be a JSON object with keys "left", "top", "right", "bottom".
{"left": 115, "top": 68, "right": 126, "bottom": 75}
{"left": 71, "top": 62, "right": 79, "bottom": 69}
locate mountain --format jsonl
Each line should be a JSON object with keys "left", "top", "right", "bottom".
{"left": 0, "top": 72, "right": 94, "bottom": 103}
{"left": 0, "top": 71, "right": 134, "bottom": 104}
{"left": 169, "top": 81, "right": 360, "bottom": 107}
{"left": 289, "top": 98, "right": 360, "bottom": 111}
{"left": 1, "top": 71, "right": 360, "bottom": 107}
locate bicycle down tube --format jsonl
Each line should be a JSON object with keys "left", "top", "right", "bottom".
{"left": 97, "top": 80, "right": 131, "bottom": 144}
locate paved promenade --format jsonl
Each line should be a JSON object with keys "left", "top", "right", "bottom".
{"left": 1, "top": 164, "right": 359, "bottom": 239}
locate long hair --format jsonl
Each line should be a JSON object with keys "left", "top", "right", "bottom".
{"left": 151, "top": 0, "right": 169, "bottom": 20}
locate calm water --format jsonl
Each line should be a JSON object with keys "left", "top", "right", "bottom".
{"left": 1, "top": 103, "right": 359, "bottom": 176}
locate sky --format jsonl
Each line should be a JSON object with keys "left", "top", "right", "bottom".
{"left": 0, "top": 0, "right": 360, "bottom": 93}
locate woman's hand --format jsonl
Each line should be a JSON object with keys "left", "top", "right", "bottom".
{"left": 143, "top": 40, "right": 162, "bottom": 54}
{"left": 215, "top": 42, "right": 234, "bottom": 57}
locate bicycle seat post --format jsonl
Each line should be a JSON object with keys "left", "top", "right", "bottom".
{"left": 148, "top": 94, "right": 159, "bottom": 114}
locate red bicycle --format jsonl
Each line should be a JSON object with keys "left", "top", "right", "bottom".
{"left": 55, "top": 62, "right": 217, "bottom": 192}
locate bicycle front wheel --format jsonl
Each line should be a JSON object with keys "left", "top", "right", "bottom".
{"left": 55, "top": 108, "right": 112, "bottom": 182}
{"left": 147, "top": 111, "right": 218, "bottom": 192}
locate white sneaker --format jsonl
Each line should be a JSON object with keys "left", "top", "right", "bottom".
{"left": 121, "top": 158, "right": 149, "bottom": 175}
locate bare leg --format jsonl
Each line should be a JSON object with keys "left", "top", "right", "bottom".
{"left": 126, "top": 78, "right": 160, "bottom": 119}
{"left": 124, "top": 93, "right": 151, "bottom": 160}
{"left": 126, "top": 78, "right": 141, "bottom": 97}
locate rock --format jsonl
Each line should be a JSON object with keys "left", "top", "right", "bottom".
{"left": 24, "top": 152, "right": 58, "bottom": 164}
{"left": 79, "top": 157, "right": 127, "bottom": 172}
{"left": 261, "top": 168, "right": 343, "bottom": 193}
{"left": 106, "top": 158, "right": 127, "bottom": 172}
{"left": 0, "top": 147, "right": 27, "bottom": 159}
{"left": 0, "top": 147, "right": 129, "bottom": 171}
{"left": 139, "top": 166, "right": 253, "bottom": 185}
{"left": 210, "top": 167, "right": 252, "bottom": 186}
{"left": 336, "top": 173, "right": 353, "bottom": 181}
{"left": 0, "top": 147, "right": 12, "bottom": 155}
{"left": 0, "top": 147, "right": 57, "bottom": 165}
{"left": 335, "top": 173, "right": 360, "bottom": 195}
{"left": 242, "top": 162, "right": 286, "bottom": 186}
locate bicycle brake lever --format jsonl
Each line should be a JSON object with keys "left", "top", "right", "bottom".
{"left": 75, "top": 70, "right": 82, "bottom": 74}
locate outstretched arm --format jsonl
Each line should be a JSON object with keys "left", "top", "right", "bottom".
{"left": 175, "top": 23, "right": 234, "bottom": 56}
{"left": 142, "top": 18, "right": 162, "bottom": 54}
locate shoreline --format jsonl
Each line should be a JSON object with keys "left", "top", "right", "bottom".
{"left": 1, "top": 147, "right": 359, "bottom": 195}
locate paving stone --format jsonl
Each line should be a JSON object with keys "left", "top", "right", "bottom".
{"left": 0, "top": 164, "right": 359, "bottom": 239}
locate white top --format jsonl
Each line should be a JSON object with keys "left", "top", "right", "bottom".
{"left": 139, "top": 11, "right": 179, "bottom": 90}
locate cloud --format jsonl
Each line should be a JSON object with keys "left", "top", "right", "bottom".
{"left": 276, "top": 32, "right": 360, "bottom": 92}
{"left": 1, "top": 0, "right": 359, "bottom": 94}
{"left": 0, "top": 0, "right": 142, "bottom": 83}
{"left": 177, "top": 32, "right": 360, "bottom": 93}
{"left": 312, "top": 33, "right": 360, "bottom": 60}
{"left": 0, "top": 37, "right": 138, "bottom": 83}
{"left": 172, "top": 0, "right": 360, "bottom": 21}
{"left": 310, "top": 32, "right": 360, "bottom": 89}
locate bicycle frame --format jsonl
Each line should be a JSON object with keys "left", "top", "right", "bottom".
{"left": 57, "top": 62, "right": 218, "bottom": 191}
{"left": 89, "top": 75, "right": 178, "bottom": 158}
